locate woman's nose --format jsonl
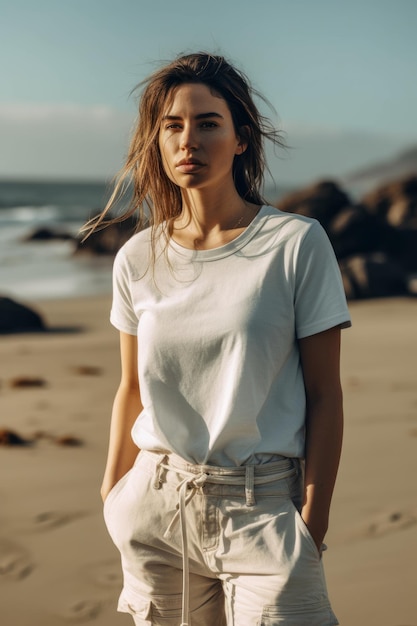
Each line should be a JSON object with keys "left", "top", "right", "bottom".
{"left": 180, "top": 126, "right": 197, "bottom": 150}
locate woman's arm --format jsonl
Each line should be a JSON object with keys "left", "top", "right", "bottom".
{"left": 298, "top": 325, "right": 344, "bottom": 551}
{"left": 100, "top": 331, "right": 143, "bottom": 502}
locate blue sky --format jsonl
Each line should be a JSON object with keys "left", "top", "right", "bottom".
{"left": 1, "top": 0, "right": 416, "bottom": 184}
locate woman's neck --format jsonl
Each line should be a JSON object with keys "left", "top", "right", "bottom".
{"left": 172, "top": 188, "right": 260, "bottom": 250}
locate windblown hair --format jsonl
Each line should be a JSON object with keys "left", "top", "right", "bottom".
{"left": 81, "top": 52, "right": 284, "bottom": 242}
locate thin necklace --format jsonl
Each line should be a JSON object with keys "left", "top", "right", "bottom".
{"left": 232, "top": 213, "right": 246, "bottom": 229}
{"left": 230, "top": 203, "right": 258, "bottom": 229}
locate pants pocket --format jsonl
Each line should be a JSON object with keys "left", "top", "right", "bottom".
{"left": 259, "top": 600, "right": 339, "bottom": 625}
{"left": 103, "top": 468, "right": 133, "bottom": 518}
{"left": 118, "top": 588, "right": 183, "bottom": 625}
{"left": 288, "top": 498, "right": 324, "bottom": 561}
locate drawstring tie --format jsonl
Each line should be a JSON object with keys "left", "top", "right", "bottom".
{"left": 164, "top": 472, "right": 208, "bottom": 626}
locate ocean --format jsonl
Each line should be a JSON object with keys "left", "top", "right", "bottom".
{"left": 0, "top": 180, "right": 116, "bottom": 302}
{"left": 0, "top": 179, "right": 291, "bottom": 302}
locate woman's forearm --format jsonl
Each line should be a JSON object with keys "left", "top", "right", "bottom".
{"left": 100, "top": 383, "right": 143, "bottom": 502}
{"left": 301, "top": 390, "right": 344, "bottom": 549}
{"left": 298, "top": 326, "right": 344, "bottom": 550}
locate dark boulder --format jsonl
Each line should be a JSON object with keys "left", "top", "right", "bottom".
{"left": 361, "top": 174, "right": 417, "bottom": 228}
{"left": 22, "top": 227, "right": 74, "bottom": 242}
{"left": 274, "top": 174, "right": 417, "bottom": 299}
{"left": 74, "top": 215, "right": 138, "bottom": 255}
{"left": 327, "top": 205, "right": 394, "bottom": 260}
{"left": 390, "top": 228, "right": 417, "bottom": 272}
{"left": 277, "top": 180, "right": 352, "bottom": 230}
{"left": 339, "top": 253, "right": 408, "bottom": 300}
{"left": 0, "top": 297, "right": 46, "bottom": 334}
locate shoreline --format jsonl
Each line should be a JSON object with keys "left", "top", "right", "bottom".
{"left": 0, "top": 295, "right": 416, "bottom": 625}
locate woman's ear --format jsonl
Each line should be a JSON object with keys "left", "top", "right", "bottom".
{"left": 236, "top": 125, "right": 250, "bottom": 155}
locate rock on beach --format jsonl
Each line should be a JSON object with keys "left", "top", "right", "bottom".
{"left": 276, "top": 174, "right": 417, "bottom": 299}
{"left": 0, "top": 296, "right": 46, "bottom": 334}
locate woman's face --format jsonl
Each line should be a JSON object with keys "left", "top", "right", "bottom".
{"left": 158, "top": 83, "right": 246, "bottom": 193}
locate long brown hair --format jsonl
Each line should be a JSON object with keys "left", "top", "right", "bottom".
{"left": 81, "top": 52, "right": 285, "bottom": 243}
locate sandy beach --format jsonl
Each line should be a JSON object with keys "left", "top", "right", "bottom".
{"left": 0, "top": 295, "right": 416, "bottom": 626}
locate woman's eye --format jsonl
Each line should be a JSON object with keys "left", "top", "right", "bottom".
{"left": 200, "top": 122, "right": 217, "bottom": 128}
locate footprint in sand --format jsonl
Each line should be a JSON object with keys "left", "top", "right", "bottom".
{"left": 70, "top": 365, "right": 103, "bottom": 377}
{"left": 86, "top": 560, "right": 123, "bottom": 588}
{"left": 31, "top": 510, "right": 87, "bottom": 531}
{"left": 366, "top": 510, "right": 417, "bottom": 538}
{"left": 0, "top": 539, "right": 34, "bottom": 581}
{"left": 59, "top": 600, "right": 102, "bottom": 622}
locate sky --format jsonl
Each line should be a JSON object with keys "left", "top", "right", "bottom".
{"left": 1, "top": 0, "right": 416, "bottom": 185}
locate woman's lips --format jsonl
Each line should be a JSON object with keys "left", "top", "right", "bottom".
{"left": 176, "top": 159, "right": 205, "bottom": 173}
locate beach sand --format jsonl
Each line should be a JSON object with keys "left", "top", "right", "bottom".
{"left": 0, "top": 295, "right": 416, "bottom": 625}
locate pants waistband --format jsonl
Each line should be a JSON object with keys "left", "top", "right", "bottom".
{"left": 140, "top": 449, "right": 297, "bottom": 479}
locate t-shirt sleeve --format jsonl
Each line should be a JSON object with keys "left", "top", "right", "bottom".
{"left": 294, "top": 221, "right": 351, "bottom": 339}
{"left": 110, "top": 247, "right": 139, "bottom": 335}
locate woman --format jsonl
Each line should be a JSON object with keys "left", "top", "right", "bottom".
{"left": 87, "top": 53, "right": 351, "bottom": 626}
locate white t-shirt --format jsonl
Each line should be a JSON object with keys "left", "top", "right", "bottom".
{"left": 110, "top": 205, "right": 351, "bottom": 466}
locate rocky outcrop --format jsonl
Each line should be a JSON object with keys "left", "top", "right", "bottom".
{"left": 361, "top": 175, "right": 417, "bottom": 229}
{"left": 74, "top": 215, "right": 139, "bottom": 255}
{"left": 326, "top": 206, "right": 392, "bottom": 260}
{"left": 339, "top": 254, "right": 407, "bottom": 300}
{"left": 22, "top": 227, "right": 74, "bottom": 242}
{"left": 277, "top": 180, "right": 351, "bottom": 229}
{"left": 0, "top": 297, "right": 46, "bottom": 333}
{"left": 276, "top": 174, "right": 417, "bottom": 299}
